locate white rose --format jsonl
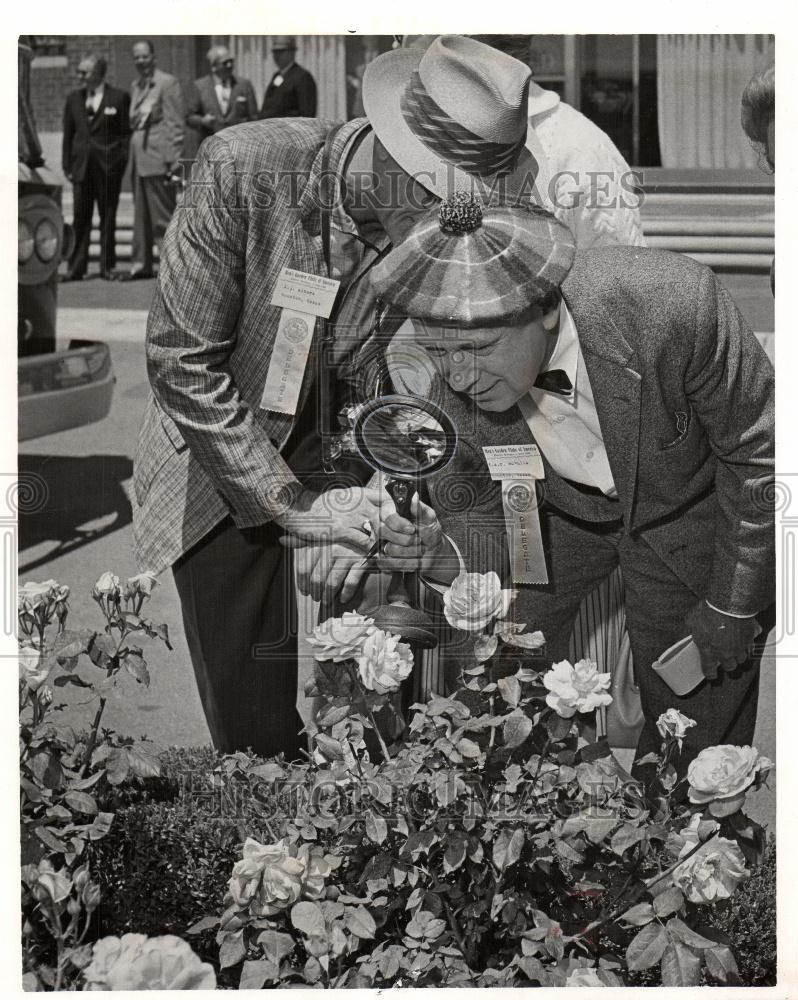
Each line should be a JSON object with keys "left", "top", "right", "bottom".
{"left": 93, "top": 572, "right": 120, "bottom": 599}
{"left": 543, "top": 659, "right": 612, "bottom": 718}
{"left": 672, "top": 834, "right": 749, "bottom": 904}
{"left": 357, "top": 628, "right": 414, "bottom": 694}
{"left": 307, "top": 612, "right": 375, "bottom": 662}
{"left": 687, "top": 745, "right": 773, "bottom": 817}
{"left": 443, "top": 572, "right": 517, "bottom": 632}
{"left": 656, "top": 708, "right": 697, "bottom": 748}
{"left": 126, "top": 571, "right": 158, "bottom": 598}
{"left": 19, "top": 644, "right": 51, "bottom": 692}
{"left": 229, "top": 838, "right": 306, "bottom": 916}
{"left": 18, "top": 580, "right": 58, "bottom": 612}
{"left": 35, "top": 858, "right": 72, "bottom": 904}
{"left": 566, "top": 967, "right": 607, "bottom": 987}
{"left": 84, "top": 933, "right": 216, "bottom": 990}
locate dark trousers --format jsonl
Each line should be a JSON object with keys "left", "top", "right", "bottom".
{"left": 173, "top": 516, "right": 305, "bottom": 759}
{"left": 173, "top": 381, "right": 371, "bottom": 758}
{"left": 513, "top": 508, "right": 765, "bottom": 773}
{"left": 131, "top": 171, "right": 177, "bottom": 274}
{"left": 68, "top": 161, "right": 124, "bottom": 276}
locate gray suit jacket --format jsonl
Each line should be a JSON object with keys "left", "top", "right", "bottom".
{"left": 426, "top": 247, "right": 774, "bottom": 618}
{"left": 130, "top": 68, "right": 185, "bottom": 176}
{"left": 186, "top": 74, "right": 258, "bottom": 137}
{"left": 133, "top": 117, "right": 367, "bottom": 574}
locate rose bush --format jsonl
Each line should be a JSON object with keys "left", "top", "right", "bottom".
{"left": 83, "top": 933, "right": 216, "bottom": 990}
{"left": 687, "top": 745, "right": 773, "bottom": 817}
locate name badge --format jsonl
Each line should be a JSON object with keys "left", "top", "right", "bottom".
{"left": 260, "top": 308, "right": 314, "bottom": 415}
{"left": 271, "top": 267, "right": 340, "bottom": 319}
{"left": 482, "top": 444, "right": 544, "bottom": 481}
{"left": 483, "top": 446, "right": 547, "bottom": 585}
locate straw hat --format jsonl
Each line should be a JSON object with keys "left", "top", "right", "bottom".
{"left": 362, "top": 34, "right": 541, "bottom": 202}
{"left": 370, "top": 192, "right": 576, "bottom": 326}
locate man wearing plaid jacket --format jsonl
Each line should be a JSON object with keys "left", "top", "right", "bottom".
{"left": 132, "top": 36, "right": 646, "bottom": 757}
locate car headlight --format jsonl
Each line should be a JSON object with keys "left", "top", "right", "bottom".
{"left": 18, "top": 219, "right": 34, "bottom": 264}
{"left": 35, "top": 218, "right": 59, "bottom": 262}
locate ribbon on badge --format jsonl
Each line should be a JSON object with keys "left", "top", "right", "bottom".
{"left": 482, "top": 445, "right": 548, "bottom": 585}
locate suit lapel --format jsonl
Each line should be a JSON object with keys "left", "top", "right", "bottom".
{"left": 561, "top": 276, "right": 642, "bottom": 528}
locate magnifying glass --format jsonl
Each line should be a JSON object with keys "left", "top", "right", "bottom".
{"left": 347, "top": 394, "right": 457, "bottom": 648}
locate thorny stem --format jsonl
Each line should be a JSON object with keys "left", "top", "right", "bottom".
{"left": 569, "top": 832, "right": 720, "bottom": 942}
{"left": 79, "top": 698, "right": 107, "bottom": 778}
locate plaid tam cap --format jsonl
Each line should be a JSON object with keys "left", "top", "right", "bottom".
{"left": 370, "top": 193, "right": 576, "bottom": 326}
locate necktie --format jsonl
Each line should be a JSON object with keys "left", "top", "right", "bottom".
{"left": 533, "top": 368, "right": 573, "bottom": 396}
{"left": 86, "top": 90, "right": 95, "bottom": 119}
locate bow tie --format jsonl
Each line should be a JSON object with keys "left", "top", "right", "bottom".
{"left": 533, "top": 368, "right": 573, "bottom": 396}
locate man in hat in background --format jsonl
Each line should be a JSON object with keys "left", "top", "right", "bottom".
{"left": 133, "top": 35, "right": 565, "bottom": 759}
{"left": 365, "top": 197, "right": 774, "bottom": 772}
{"left": 260, "top": 37, "right": 317, "bottom": 119}
{"left": 186, "top": 44, "right": 258, "bottom": 142}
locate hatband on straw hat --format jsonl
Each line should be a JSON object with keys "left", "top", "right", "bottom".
{"left": 362, "top": 35, "right": 542, "bottom": 203}
{"left": 370, "top": 192, "right": 576, "bottom": 326}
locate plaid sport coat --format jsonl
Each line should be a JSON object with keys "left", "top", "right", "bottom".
{"left": 133, "top": 117, "right": 369, "bottom": 574}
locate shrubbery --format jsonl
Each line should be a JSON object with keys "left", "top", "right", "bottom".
{"left": 19, "top": 573, "right": 777, "bottom": 989}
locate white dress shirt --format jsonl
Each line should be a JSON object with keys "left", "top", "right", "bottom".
{"left": 213, "top": 78, "right": 231, "bottom": 116}
{"left": 518, "top": 302, "right": 618, "bottom": 498}
{"left": 85, "top": 82, "right": 105, "bottom": 115}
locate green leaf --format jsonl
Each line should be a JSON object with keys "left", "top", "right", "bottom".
{"left": 88, "top": 812, "right": 114, "bottom": 841}
{"left": 105, "top": 748, "right": 130, "bottom": 785}
{"left": 291, "top": 900, "right": 326, "bottom": 938}
{"left": 257, "top": 930, "right": 295, "bottom": 965}
{"left": 611, "top": 823, "right": 646, "bottom": 856}
{"left": 626, "top": 923, "right": 669, "bottom": 971}
{"left": 69, "top": 770, "right": 105, "bottom": 792}
{"left": 620, "top": 902, "right": 655, "bottom": 926}
{"left": 443, "top": 830, "right": 468, "bottom": 873}
{"left": 457, "top": 737, "right": 481, "bottom": 758}
{"left": 493, "top": 827, "right": 525, "bottom": 871}
{"left": 660, "top": 940, "right": 701, "bottom": 986}
{"left": 250, "top": 761, "right": 286, "bottom": 783}
{"left": 304, "top": 956, "right": 324, "bottom": 983}
{"left": 666, "top": 916, "right": 716, "bottom": 950}
{"left": 88, "top": 634, "right": 117, "bottom": 670}
{"left": 219, "top": 931, "right": 247, "bottom": 969}
{"left": 188, "top": 915, "right": 220, "bottom": 935}
{"left": 497, "top": 675, "right": 521, "bottom": 707}
{"left": 122, "top": 648, "right": 150, "bottom": 686}
{"left": 317, "top": 697, "right": 356, "bottom": 728}
{"left": 63, "top": 791, "right": 98, "bottom": 816}
{"left": 53, "top": 673, "right": 93, "bottom": 689}
{"left": 503, "top": 710, "right": 533, "bottom": 749}
{"left": 546, "top": 712, "right": 574, "bottom": 741}
{"left": 704, "top": 945, "right": 740, "bottom": 984}
{"left": 239, "top": 959, "right": 279, "bottom": 989}
{"left": 345, "top": 904, "right": 377, "bottom": 940}
{"left": 314, "top": 733, "right": 344, "bottom": 761}
{"left": 35, "top": 825, "right": 66, "bottom": 853}
{"left": 127, "top": 744, "right": 162, "bottom": 780}
{"left": 653, "top": 886, "right": 684, "bottom": 918}
{"left": 365, "top": 813, "right": 388, "bottom": 845}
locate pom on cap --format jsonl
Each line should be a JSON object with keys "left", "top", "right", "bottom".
{"left": 438, "top": 192, "right": 483, "bottom": 234}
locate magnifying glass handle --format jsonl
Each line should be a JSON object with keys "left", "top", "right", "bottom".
{"left": 385, "top": 477, "right": 415, "bottom": 520}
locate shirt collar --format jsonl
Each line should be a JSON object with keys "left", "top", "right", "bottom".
{"left": 536, "top": 300, "right": 579, "bottom": 401}
{"left": 86, "top": 81, "right": 105, "bottom": 99}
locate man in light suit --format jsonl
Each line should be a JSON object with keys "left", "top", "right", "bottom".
{"left": 369, "top": 213, "right": 774, "bottom": 771}
{"left": 186, "top": 45, "right": 257, "bottom": 142}
{"left": 260, "top": 36, "right": 317, "bottom": 119}
{"left": 121, "top": 40, "right": 185, "bottom": 280}
{"left": 61, "top": 54, "right": 130, "bottom": 280}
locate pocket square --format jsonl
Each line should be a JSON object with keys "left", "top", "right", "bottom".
{"left": 103, "top": 107, "right": 118, "bottom": 115}
{"left": 235, "top": 95, "right": 247, "bottom": 102}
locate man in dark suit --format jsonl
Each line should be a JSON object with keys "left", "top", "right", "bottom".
{"left": 186, "top": 45, "right": 257, "bottom": 141}
{"left": 368, "top": 214, "right": 775, "bottom": 772}
{"left": 260, "top": 36, "right": 317, "bottom": 119}
{"left": 61, "top": 54, "right": 130, "bottom": 280}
